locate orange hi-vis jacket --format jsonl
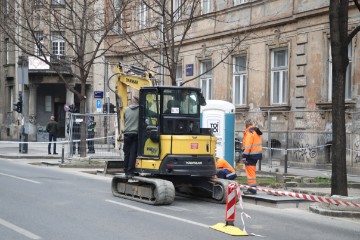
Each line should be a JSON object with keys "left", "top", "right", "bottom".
{"left": 216, "top": 158, "right": 236, "bottom": 173}
{"left": 242, "top": 125, "right": 263, "bottom": 161}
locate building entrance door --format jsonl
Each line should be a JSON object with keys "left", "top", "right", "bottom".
{"left": 54, "top": 102, "right": 66, "bottom": 138}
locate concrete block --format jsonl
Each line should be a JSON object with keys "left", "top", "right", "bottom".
{"left": 296, "top": 77, "right": 307, "bottom": 87}
{"left": 295, "top": 87, "right": 305, "bottom": 98}
{"left": 296, "top": 65, "right": 305, "bottom": 77}
{"left": 297, "top": 33, "right": 308, "bottom": 44}
{"left": 285, "top": 182, "right": 298, "bottom": 187}
{"left": 296, "top": 44, "right": 306, "bottom": 55}
{"left": 296, "top": 55, "right": 307, "bottom": 66}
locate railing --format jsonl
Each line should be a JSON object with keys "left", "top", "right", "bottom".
{"left": 236, "top": 110, "right": 360, "bottom": 175}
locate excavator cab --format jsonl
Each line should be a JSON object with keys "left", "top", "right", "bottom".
{"left": 137, "top": 86, "right": 207, "bottom": 158}
{"left": 137, "top": 86, "right": 214, "bottom": 168}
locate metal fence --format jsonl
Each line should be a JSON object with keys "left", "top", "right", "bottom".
{"left": 236, "top": 110, "right": 360, "bottom": 175}
{"left": 66, "top": 113, "right": 121, "bottom": 159}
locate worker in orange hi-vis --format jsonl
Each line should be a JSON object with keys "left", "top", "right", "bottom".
{"left": 215, "top": 157, "right": 237, "bottom": 180}
{"left": 242, "top": 119, "right": 263, "bottom": 195}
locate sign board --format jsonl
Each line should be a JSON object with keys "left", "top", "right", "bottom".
{"left": 96, "top": 100, "right": 102, "bottom": 113}
{"left": 94, "top": 91, "right": 103, "bottom": 99}
{"left": 28, "top": 56, "right": 50, "bottom": 70}
{"left": 186, "top": 64, "right": 193, "bottom": 76}
{"left": 64, "top": 104, "right": 70, "bottom": 112}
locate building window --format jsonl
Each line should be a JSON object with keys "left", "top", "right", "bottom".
{"left": 271, "top": 48, "right": 288, "bottom": 104}
{"left": 138, "top": 1, "right": 148, "bottom": 29}
{"left": 328, "top": 42, "right": 352, "bottom": 101}
{"left": 200, "top": 60, "right": 212, "bottom": 100}
{"left": 4, "top": 0, "right": 9, "bottom": 14}
{"left": 5, "top": 38, "right": 10, "bottom": 64}
{"left": 113, "top": 0, "right": 122, "bottom": 33}
{"left": 176, "top": 64, "right": 182, "bottom": 86}
{"left": 34, "top": 31, "right": 43, "bottom": 56}
{"left": 234, "top": 0, "right": 248, "bottom": 6}
{"left": 173, "top": 0, "right": 183, "bottom": 20}
{"left": 201, "top": 0, "right": 211, "bottom": 15}
{"left": 8, "top": 86, "right": 14, "bottom": 112}
{"left": 52, "top": 0, "right": 65, "bottom": 5}
{"left": 233, "top": 55, "right": 247, "bottom": 106}
{"left": 51, "top": 32, "right": 65, "bottom": 57}
{"left": 45, "top": 96, "right": 52, "bottom": 112}
{"left": 35, "top": 0, "right": 44, "bottom": 6}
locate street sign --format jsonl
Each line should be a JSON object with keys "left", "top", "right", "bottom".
{"left": 96, "top": 100, "right": 102, "bottom": 113}
{"left": 94, "top": 91, "right": 103, "bottom": 99}
{"left": 64, "top": 104, "right": 70, "bottom": 112}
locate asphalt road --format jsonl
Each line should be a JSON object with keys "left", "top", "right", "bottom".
{"left": 0, "top": 159, "right": 359, "bottom": 240}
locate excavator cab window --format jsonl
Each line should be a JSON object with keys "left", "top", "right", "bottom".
{"left": 161, "top": 88, "right": 202, "bottom": 135}
{"left": 162, "top": 89, "right": 199, "bottom": 115}
{"left": 138, "top": 89, "right": 160, "bottom": 157}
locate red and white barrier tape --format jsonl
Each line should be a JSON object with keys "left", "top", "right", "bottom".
{"left": 239, "top": 184, "right": 360, "bottom": 208}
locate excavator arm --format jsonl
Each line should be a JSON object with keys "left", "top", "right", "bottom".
{"left": 114, "top": 64, "right": 154, "bottom": 137}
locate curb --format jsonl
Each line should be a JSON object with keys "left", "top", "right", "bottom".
{"left": 309, "top": 205, "right": 360, "bottom": 219}
{"left": 0, "top": 154, "right": 61, "bottom": 160}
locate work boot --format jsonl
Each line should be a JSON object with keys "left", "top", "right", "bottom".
{"left": 243, "top": 190, "right": 256, "bottom": 195}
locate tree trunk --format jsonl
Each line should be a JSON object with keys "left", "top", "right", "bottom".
{"left": 329, "top": 0, "right": 349, "bottom": 196}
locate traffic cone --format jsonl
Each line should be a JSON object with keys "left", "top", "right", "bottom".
{"left": 210, "top": 183, "right": 248, "bottom": 236}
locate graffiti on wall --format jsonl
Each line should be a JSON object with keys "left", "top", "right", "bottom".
{"left": 29, "top": 114, "right": 37, "bottom": 124}
{"left": 291, "top": 132, "right": 318, "bottom": 162}
{"left": 292, "top": 142, "right": 318, "bottom": 162}
{"left": 37, "top": 125, "right": 48, "bottom": 142}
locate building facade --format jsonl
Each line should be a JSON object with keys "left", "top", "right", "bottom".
{"left": 0, "top": 0, "right": 106, "bottom": 142}
{"left": 104, "top": 0, "right": 360, "bottom": 173}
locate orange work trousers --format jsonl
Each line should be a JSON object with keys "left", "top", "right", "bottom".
{"left": 245, "top": 165, "right": 257, "bottom": 187}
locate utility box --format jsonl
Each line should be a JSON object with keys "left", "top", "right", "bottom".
{"left": 201, "top": 100, "right": 235, "bottom": 167}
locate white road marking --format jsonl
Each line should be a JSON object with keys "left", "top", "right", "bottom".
{"left": 106, "top": 200, "right": 209, "bottom": 228}
{"left": 0, "top": 172, "right": 41, "bottom": 184}
{"left": 162, "top": 206, "right": 191, "bottom": 212}
{"left": 0, "top": 218, "right": 41, "bottom": 239}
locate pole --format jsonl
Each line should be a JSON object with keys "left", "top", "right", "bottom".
{"left": 160, "top": 9, "right": 164, "bottom": 86}
{"left": 105, "top": 62, "right": 110, "bottom": 151}
{"left": 285, "top": 131, "right": 288, "bottom": 174}
{"left": 61, "top": 143, "right": 65, "bottom": 164}
{"left": 267, "top": 110, "right": 272, "bottom": 169}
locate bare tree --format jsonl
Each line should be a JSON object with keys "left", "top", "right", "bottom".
{"left": 111, "top": 0, "right": 249, "bottom": 86}
{"left": 329, "top": 0, "right": 360, "bottom": 196}
{"left": 0, "top": 0, "right": 127, "bottom": 157}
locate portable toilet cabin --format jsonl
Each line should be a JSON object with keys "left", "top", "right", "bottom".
{"left": 201, "top": 100, "right": 235, "bottom": 167}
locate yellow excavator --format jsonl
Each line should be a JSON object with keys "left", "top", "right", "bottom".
{"left": 111, "top": 64, "right": 231, "bottom": 205}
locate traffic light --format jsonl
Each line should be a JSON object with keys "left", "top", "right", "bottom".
{"left": 103, "top": 103, "right": 115, "bottom": 113}
{"left": 13, "top": 101, "right": 22, "bottom": 113}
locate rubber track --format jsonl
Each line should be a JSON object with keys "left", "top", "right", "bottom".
{"left": 111, "top": 175, "right": 175, "bottom": 205}
{"left": 175, "top": 178, "right": 233, "bottom": 204}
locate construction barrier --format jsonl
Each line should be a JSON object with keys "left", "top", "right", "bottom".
{"left": 210, "top": 183, "right": 248, "bottom": 236}
{"left": 239, "top": 184, "right": 360, "bottom": 209}
{"left": 225, "top": 183, "right": 237, "bottom": 226}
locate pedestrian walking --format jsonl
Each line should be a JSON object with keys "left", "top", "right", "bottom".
{"left": 215, "top": 157, "right": 237, "bottom": 180}
{"left": 87, "top": 116, "right": 96, "bottom": 153}
{"left": 242, "top": 119, "right": 263, "bottom": 195}
{"left": 46, "top": 116, "right": 59, "bottom": 155}
{"left": 123, "top": 96, "right": 139, "bottom": 178}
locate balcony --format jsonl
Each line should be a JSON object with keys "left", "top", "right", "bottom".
{"left": 28, "top": 55, "right": 72, "bottom": 74}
